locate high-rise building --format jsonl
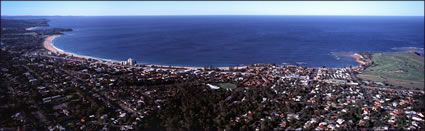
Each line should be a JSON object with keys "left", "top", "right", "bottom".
{"left": 127, "top": 58, "right": 136, "bottom": 65}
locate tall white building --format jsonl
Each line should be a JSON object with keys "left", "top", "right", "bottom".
{"left": 127, "top": 58, "right": 136, "bottom": 65}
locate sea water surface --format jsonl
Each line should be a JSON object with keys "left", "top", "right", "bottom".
{"left": 16, "top": 16, "right": 425, "bottom": 67}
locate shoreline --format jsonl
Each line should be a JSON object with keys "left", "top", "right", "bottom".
{"left": 351, "top": 53, "right": 367, "bottom": 66}
{"left": 26, "top": 26, "right": 38, "bottom": 31}
{"left": 43, "top": 34, "right": 363, "bottom": 70}
{"left": 43, "top": 35, "right": 240, "bottom": 70}
{"left": 43, "top": 35, "right": 123, "bottom": 63}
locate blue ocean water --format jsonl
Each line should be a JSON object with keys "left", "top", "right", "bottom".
{"left": 15, "top": 16, "right": 425, "bottom": 67}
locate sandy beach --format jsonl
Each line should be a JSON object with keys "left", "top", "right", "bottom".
{"left": 43, "top": 35, "right": 61, "bottom": 54}
{"left": 42, "top": 35, "right": 247, "bottom": 70}
{"left": 26, "top": 27, "right": 38, "bottom": 31}
{"left": 43, "top": 35, "right": 122, "bottom": 63}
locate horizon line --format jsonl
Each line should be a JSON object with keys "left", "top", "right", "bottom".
{"left": 2, "top": 14, "right": 424, "bottom": 17}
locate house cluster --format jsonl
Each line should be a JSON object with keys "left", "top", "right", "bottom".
{"left": 2, "top": 45, "right": 424, "bottom": 130}
{"left": 1, "top": 19, "right": 424, "bottom": 130}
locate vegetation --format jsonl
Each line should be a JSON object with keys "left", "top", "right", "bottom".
{"left": 1, "top": 19, "right": 48, "bottom": 29}
{"left": 358, "top": 52, "right": 424, "bottom": 89}
{"left": 218, "top": 83, "right": 237, "bottom": 89}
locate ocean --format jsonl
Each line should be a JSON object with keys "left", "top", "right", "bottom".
{"left": 13, "top": 16, "right": 425, "bottom": 67}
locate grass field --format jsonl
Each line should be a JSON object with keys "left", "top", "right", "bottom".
{"left": 218, "top": 83, "right": 237, "bottom": 89}
{"left": 357, "top": 52, "right": 424, "bottom": 89}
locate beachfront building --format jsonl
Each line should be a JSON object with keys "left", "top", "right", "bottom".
{"left": 127, "top": 58, "right": 136, "bottom": 65}
{"left": 120, "top": 58, "right": 136, "bottom": 65}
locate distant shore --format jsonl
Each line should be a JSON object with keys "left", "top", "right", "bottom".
{"left": 26, "top": 26, "right": 38, "bottom": 31}
{"left": 43, "top": 35, "right": 247, "bottom": 70}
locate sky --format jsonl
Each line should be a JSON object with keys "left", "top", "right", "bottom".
{"left": 1, "top": 1, "right": 424, "bottom": 16}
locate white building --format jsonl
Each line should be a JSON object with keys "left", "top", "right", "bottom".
{"left": 126, "top": 58, "right": 136, "bottom": 65}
